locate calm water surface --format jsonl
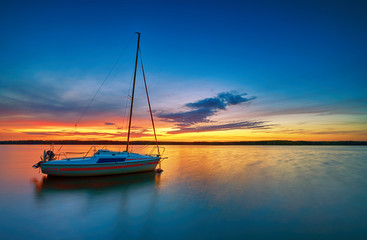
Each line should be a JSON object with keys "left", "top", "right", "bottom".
{"left": 0, "top": 145, "right": 366, "bottom": 239}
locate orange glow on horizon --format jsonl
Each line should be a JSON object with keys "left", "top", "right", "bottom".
{"left": 1, "top": 112, "right": 367, "bottom": 142}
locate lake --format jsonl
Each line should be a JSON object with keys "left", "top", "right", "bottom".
{"left": 0, "top": 145, "right": 366, "bottom": 239}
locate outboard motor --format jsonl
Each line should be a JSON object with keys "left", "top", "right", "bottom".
{"left": 33, "top": 147, "right": 56, "bottom": 168}
{"left": 46, "top": 150, "right": 55, "bottom": 161}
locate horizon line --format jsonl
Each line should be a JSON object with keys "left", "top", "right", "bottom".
{"left": 1, "top": 140, "right": 366, "bottom": 146}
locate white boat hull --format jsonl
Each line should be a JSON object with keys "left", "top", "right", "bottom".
{"left": 40, "top": 150, "right": 160, "bottom": 177}
{"left": 41, "top": 160, "right": 159, "bottom": 177}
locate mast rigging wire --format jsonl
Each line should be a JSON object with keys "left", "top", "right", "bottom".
{"left": 74, "top": 33, "right": 135, "bottom": 130}
{"left": 139, "top": 48, "right": 160, "bottom": 155}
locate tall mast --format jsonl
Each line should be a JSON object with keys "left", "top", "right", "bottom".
{"left": 126, "top": 32, "right": 140, "bottom": 152}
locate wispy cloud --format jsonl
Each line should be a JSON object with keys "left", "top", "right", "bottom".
{"left": 0, "top": 74, "right": 129, "bottom": 122}
{"left": 267, "top": 129, "right": 367, "bottom": 136}
{"left": 157, "top": 91, "right": 266, "bottom": 133}
{"left": 257, "top": 98, "right": 367, "bottom": 118}
{"left": 22, "top": 129, "right": 157, "bottom": 139}
{"left": 22, "top": 131, "right": 123, "bottom": 137}
{"left": 167, "top": 121, "right": 271, "bottom": 134}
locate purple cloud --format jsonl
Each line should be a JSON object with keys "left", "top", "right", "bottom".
{"left": 157, "top": 91, "right": 255, "bottom": 126}
{"left": 156, "top": 91, "right": 266, "bottom": 133}
{"left": 157, "top": 108, "right": 214, "bottom": 126}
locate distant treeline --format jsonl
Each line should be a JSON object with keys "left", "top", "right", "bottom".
{"left": 1, "top": 140, "right": 367, "bottom": 145}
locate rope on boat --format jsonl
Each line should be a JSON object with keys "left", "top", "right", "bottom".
{"left": 126, "top": 33, "right": 140, "bottom": 151}
{"left": 74, "top": 33, "right": 135, "bottom": 130}
{"left": 65, "top": 152, "right": 88, "bottom": 154}
{"left": 51, "top": 34, "right": 135, "bottom": 160}
{"left": 140, "top": 46, "right": 163, "bottom": 171}
{"left": 139, "top": 48, "right": 161, "bottom": 156}
{"left": 119, "top": 66, "right": 135, "bottom": 139}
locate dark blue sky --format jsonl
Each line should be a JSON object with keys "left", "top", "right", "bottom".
{"left": 1, "top": 0, "right": 367, "bottom": 141}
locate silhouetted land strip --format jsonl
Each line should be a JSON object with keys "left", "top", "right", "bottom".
{"left": 1, "top": 140, "right": 366, "bottom": 145}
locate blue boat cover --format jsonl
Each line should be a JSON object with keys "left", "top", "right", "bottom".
{"left": 97, "top": 158, "right": 126, "bottom": 163}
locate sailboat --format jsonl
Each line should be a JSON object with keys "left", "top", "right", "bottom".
{"left": 33, "top": 33, "right": 165, "bottom": 177}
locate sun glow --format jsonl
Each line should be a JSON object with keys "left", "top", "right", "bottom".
{"left": 1, "top": 114, "right": 367, "bottom": 142}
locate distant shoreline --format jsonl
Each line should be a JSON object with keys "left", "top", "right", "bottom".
{"left": 1, "top": 140, "right": 366, "bottom": 145}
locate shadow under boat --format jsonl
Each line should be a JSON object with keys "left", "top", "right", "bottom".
{"left": 32, "top": 171, "right": 161, "bottom": 198}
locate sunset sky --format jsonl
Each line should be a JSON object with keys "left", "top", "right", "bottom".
{"left": 1, "top": 0, "right": 366, "bottom": 142}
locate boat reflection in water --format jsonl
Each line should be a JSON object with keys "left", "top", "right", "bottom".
{"left": 31, "top": 172, "right": 162, "bottom": 239}
{"left": 32, "top": 171, "right": 161, "bottom": 200}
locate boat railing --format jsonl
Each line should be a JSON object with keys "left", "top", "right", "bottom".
{"left": 53, "top": 146, "right": 108, "bottom": 161}
{"left": 83, "top": 146, "right": 98, "bottom": 159}
{"left": 56, "top": 152, "right": 68, "bottom": 160}
{"left": 149, "top": 146, "right": 165, "bottom": 157}
{"left": 55, "top": 152, "right": 87, "bottom": 160}
{"left": 47, "top": 152, "right": 66, "bottom": 160}
{"left": 160, "top": 147, "right": 166, "bottom": 156}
